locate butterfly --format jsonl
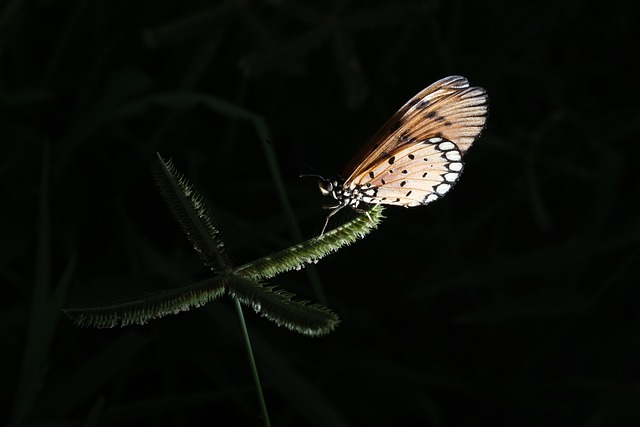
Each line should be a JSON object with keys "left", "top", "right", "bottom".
{"left": 311, "top": 75, "right": 488, "bottom": 235}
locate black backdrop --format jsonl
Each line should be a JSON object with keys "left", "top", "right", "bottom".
{"left": 2, "top": 1, "right": 639, "bottom": 426}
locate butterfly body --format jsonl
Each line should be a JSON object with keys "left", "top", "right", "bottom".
{"left": 315, "top": 75, "right": 488, "bottom": 234}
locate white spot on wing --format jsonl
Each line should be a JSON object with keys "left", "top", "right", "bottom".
{"left": 438, "top": 141, "right": 455, "bottom": 151}
{"left": 449, "top": 162, "right": 463, "bottom": 171}
{"left": 444, "top": 173, "right": 459, "bottom": 182}
{"left": 445, "top": 151, "right": 461, "bottom": 161}
{"left": 435, "top": 183, "right": 451, "bottom": 195}
{"left": 424, "top": 194, "right": 439, "bottom": 204}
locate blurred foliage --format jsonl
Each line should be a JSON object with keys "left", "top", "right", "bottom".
{"left": 1, "top": 0, "right": 639, "bottom": 426}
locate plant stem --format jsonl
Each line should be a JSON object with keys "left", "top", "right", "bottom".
{"left": 233, "top": 298, "right": 271, "bottom": 427}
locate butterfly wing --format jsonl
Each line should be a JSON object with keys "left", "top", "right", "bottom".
{"left": 342, "top": 75, "right": 487, "bottom": 183}
{"left": 348, "top": 137, "right": 464, "bottom": 207}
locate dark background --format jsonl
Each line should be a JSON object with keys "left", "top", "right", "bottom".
{"left": 2, "top": 0, "right": 639, "bottom": 425}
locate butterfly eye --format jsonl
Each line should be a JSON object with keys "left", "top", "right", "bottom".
{"left": 318, "top": 179, "right": 333, "bottom": 195}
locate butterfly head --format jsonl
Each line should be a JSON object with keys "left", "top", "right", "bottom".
{"left": 301, "top": 173, "right": 344, "bottom": 199}
{"left": 301, "top": 173, "right": 366, "bottom": 235}
{"left": 318, "top": 177, "right": 346, "bottom": 200}
{"left": 316, "top": 177, "right": 333, "bottom": 195}
{"left": 316, "top": 177, "right": 332, "bottom": 195}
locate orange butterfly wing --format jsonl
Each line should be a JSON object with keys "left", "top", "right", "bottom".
{"left": 348, "top": 137, "right": 464, "bottom": 207}
{"left": 342, "top": 75, "right": 488, "bottom": 184}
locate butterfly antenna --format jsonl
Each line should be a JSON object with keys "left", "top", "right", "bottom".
{"left": 299, "top": 173, "right": 327, "bottom": 180}
{"left": 266, "top": 139, "right": 321, "bottom": 176}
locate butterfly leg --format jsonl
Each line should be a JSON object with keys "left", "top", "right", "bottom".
{"left": 320, "top": 204, "right": 347, "bottom": 236}
{"left": 351, "top": 206, "right": 374, "bottom": 226}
